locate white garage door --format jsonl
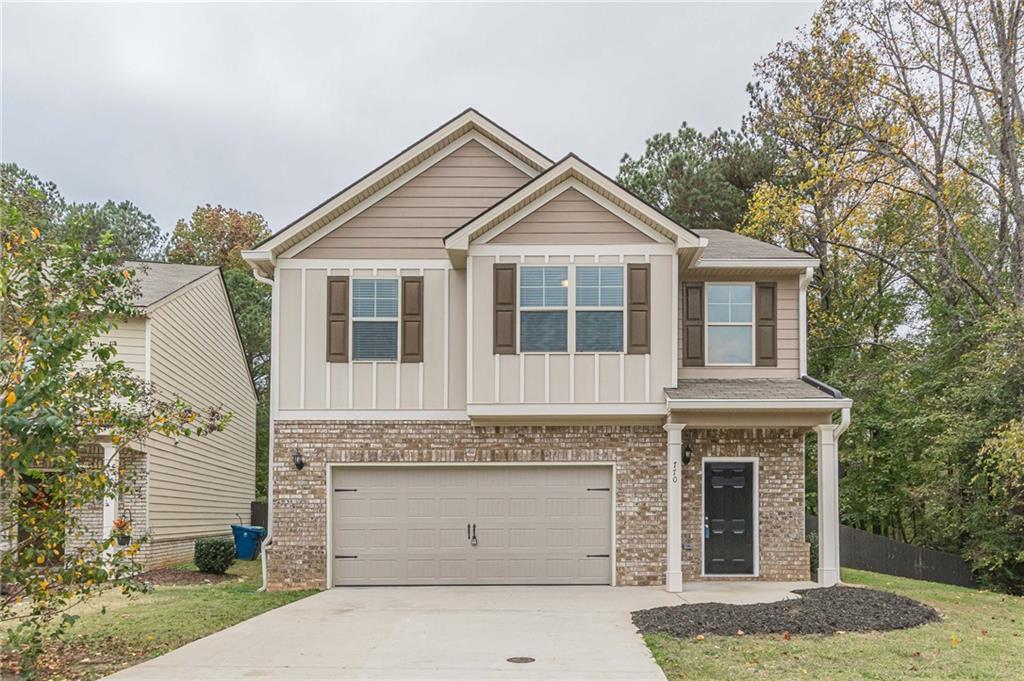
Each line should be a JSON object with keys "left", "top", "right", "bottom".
{"left": 331, "top": 465, "right": 612, "bottom": 586}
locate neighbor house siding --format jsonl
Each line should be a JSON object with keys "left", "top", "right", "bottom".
{"left": 82, "top": 317, "right": 148, "bottom": 379}
{"left": 678, "top": 272, "right": 800, "bottom": 379}
{"left": 488, "top": 188, "right": 655, "bottom": 245}
{"left": 294, "top": 140, "right": 530, "bottom": 260}
{"left": 144, "top": 273, "right": 257, "bottom": 542}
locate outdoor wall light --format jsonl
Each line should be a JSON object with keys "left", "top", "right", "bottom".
{"left": 682, "top": 445, "right": 693, "bottom": 466}
{"left": 292, "top": 449, "right": 305, "bottom": 471}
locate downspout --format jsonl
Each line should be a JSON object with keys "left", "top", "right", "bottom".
{"left": 798, "top": 266, "right": 813, "bottom": 377}
{"left": 251, "top": 266, "right": 274, "bottom": 591}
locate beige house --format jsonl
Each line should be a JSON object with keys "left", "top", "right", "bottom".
{"left": 75, "top": 262, "right": 257, "bottom": 568}
{"left": 243, "top": 110, "right": 851, "bottom": 592}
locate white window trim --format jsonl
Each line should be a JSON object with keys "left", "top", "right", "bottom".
{"left": 704, "top": 282, "right": 755, "bottom": 367}
{"left": 700, "top": 456, "right": 759, "bottom": 578}
{"left": 516, "top": 264, "right": 626, "bottom": 355}
{"left": 350, "top": 276, "right": 400, "bottom": 363}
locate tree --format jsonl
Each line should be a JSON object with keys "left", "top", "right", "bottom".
{"left": 618, "top": 124, "right": 777, "bottom": 231}
{"left": 166, "top": 204, "right": 269, "bottom": 272}
{"left": 1, "top": 196, "right": 227, "bottom": 672}
{"left": 166, "top": 206, "right": 271, "bottom": 495}
{"left": 1, "top": 163, "right": 165, "bottom": 261}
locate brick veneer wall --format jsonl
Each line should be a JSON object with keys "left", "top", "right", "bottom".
{"left": 67, "top": 447, "right": 148, "bottom": 557}
{"left": 680, "top": 428, "right": 810, "bottom": 581}
{"left": 268, "top": 421, "right": 810, "bottom": 590}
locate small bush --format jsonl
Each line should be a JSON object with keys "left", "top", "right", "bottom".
{"left": 194, "top": 538, "right": 236, "bottom": 574}
{"left": 807, "top": 530, "right": 819, "bottom": 580}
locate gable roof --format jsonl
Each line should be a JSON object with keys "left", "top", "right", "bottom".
{"left": 443, "top": 154, "right": 703, "bottom": 262}
{"left": 243, "top": 109, "right": 552, "bottom": 272}
{"left": 127, "top": 261, "right": 218, "bottom": 309}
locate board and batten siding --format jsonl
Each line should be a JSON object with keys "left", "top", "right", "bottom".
{"left": 678, "top": 272, "right": 801, "bottom": 379}
{"left": 276, "top": 264, "right": 464, "bottom": 411}
{"left": 468, "top": 253, "right": 675, "bottom": 406}
{"left": 145, "top": 273, "right": 257, "bottom": 541}
{"left": 294, "top": 140, "right": 530, "bottom": 260}
{"left": 82, "top": 317, "right": 148, "bottom": 379}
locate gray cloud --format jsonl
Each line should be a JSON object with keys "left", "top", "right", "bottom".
{"left": 2, "top": 2, "right": 816, "bottom": 232}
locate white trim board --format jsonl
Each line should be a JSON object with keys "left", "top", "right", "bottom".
{"left": 700, "top": 456, "right": 760, "bottom": 578}
{"left": 276, "top": 409, "right": 469, "bottom": 421}
{"left": 666, "top": 398, "right": 852, "bottom": 411}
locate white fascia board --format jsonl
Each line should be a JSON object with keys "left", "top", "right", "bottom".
{"left": 466, "top": 403, "right": 668, "bottom": 417}
{"left": 276, "top": 409, "right": 469, "bottom": 421}
{"left": 666, "top": 398, "right": 853, "bottom": 411}
{"left": 694, "top": 258, "right": 821, "bottom": 269}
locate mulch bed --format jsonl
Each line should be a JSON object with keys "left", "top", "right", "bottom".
{"left": 632, "top": 585, "right": 940, "bottom": 638}
{"left": 138, "top": 567, "right": 239, "bottom": 586}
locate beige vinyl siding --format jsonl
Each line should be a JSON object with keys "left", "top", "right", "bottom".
{"left": 277, "top": 265, "right": 464, "bottom": 411}
{"left": 82, "top": 317, "right": 148, "bottom": 379}
{"left": 488, "top": 188, "right": 655, "bottom": 245}
{"left": 678, "top": 272, "right": 801, "bottom": 379}
{"left": 468, "top": 253, "right": 674, "bottom": 405}
{"left": 144, "top": 273, "right": 257, "bottom": 541}
{"left": 295, "top": 140, "right": 530, "bottom": 260}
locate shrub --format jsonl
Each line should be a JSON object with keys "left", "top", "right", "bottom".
{"left": 807, "top": 530, "right": 819, "bottom": 580}
{"left": 194, "top": 537, "right": 236, "bottom": 574}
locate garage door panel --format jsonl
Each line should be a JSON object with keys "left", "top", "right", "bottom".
{"left": 332, "top": 465, "right": 612, "bottom": 586}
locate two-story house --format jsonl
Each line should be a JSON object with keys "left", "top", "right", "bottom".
{"left": 243, "top": 110, "right": 850, "bottom": 592}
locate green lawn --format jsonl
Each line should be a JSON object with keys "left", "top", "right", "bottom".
{"left": 646, "top": 569, "right": 1024, "bottom": 681}
{"left": 4, "top": 558, "right": 317, "bottom": 680}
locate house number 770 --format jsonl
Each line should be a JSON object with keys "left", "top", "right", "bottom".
{"left": 672, "top": 460, "right": 679, "bottom": 484}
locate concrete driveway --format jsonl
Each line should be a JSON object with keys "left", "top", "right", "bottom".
{"left": 106, "top": 582, "right": 812, "bottom": 680}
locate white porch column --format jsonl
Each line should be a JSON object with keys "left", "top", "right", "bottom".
{"left": 663, "top": 424, "right": 685, "bottom": 592}
{"left": 101, "top": 443, "right": 119, "bottom": 547}
{"left": 814, "top": 424, "right": 840, "bottom": 586}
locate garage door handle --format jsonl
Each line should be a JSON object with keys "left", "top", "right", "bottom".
{"left": 471, "top": 524, "right": 478, "bottom": 546}
{"left": 335, "top": 555, "right": 358, "bottom": 559}
{"left": 586, "top": 554, "right": 610, "bottom": 558}
{"left": 587, "top": 487, "right": 610, "bottom": 492}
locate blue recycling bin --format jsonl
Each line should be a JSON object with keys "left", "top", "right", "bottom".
{"left": 231, "top": 524, "right": 266, "bottom": 560}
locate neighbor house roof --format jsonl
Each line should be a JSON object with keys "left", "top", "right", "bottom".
{"left": 692, "top": 229, "right": 818, "bottom": 269}
{"left": 665, "top": 378, "right": 844, "bottom": 402}
{"left": 127, "top": 261, "right": 218, "bottom": 309}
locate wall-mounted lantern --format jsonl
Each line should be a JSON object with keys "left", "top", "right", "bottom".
{"left": 292, "top": 449, "right": 305, "bottom": 471}
{"left": 682, "top": 445, "right": 693, "bottom": 466}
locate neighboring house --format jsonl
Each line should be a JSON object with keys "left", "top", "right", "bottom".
{"left": 243, "top": 110, "right": 851, "bottom": 592}
{"left": 70, "top": 262, "right": 257, "bottom": 568}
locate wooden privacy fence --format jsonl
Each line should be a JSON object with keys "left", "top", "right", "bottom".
{"left": 251, "top": 501, "right": 268, "bottom": 528}
{"left": 806, "top": 513, "right": 976, "bottom": 588}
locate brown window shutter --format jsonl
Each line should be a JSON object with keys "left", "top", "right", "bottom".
{"left": 400, "top": 276, "right": 424, "bottom": 363}
{"left": 627, "top": 264, "right": 650, "bottom": 354}
{"left": 493, "top": 263, "right": 517, "bottom": 354}
{"left": 755, "top": 282, "right": 777, "bottom": 366}
{"left": 682, "top": 282, "right": 704, "bottom": 366}
{"left": 326, "top": 275, "right": 349, "bottom": 363}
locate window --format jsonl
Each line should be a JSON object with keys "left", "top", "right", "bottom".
{"left": 351, "top": 279, "right": 398, "bottom": 361}
{"left": 575, "top": 266, "right": 623, "bottom": 352}
{"left": 706, "top": 283, "right": 754, "bottom": 365}
{"left": 519, "top": 266, "right": 568, "bottom": 352}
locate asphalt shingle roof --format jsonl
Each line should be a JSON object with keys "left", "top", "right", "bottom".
{"left": 665, "top": 378, "right": 838, "bottom": 401}
{"left": 694, "top": 229, "right": 815, "bottom": 262}
{"left": 126, "top": 261, "right": 218, "bottom": 308}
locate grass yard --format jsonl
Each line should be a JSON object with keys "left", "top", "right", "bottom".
{"left": 646, "top": 569, "right": 1024, "bottom": 681}
{"left": 2, "top": 558, "right": 317, "bottom": 680}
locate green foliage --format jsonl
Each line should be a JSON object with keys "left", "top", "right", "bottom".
{"left": 618, "top": 124, "right": 777, "bottom": 231}
{"left": 1, "top": 190, "right": 228, "bottom": 673}
{"left": 193, "top": 538, "right": 236, "bottom": 575}
{"left": 166, "top": 204, "right": 269, "bottom": 272}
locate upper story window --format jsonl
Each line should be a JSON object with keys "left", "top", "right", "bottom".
{"left": 519, "top": 266, "right": 568, "bottom": 352}
{"left": 518, "top": 265, "right": 625, "bottom": 353}
{"left": 705, "top": 283, "right": 753, "bottom": 365}
{"left": 575, "top": 266, "right": 623, "bottom": 352}
{"left": 351, "top": 279, "right": 398, "bottom": 361}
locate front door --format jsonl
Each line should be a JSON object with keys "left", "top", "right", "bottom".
{"left": 703, "top": 461, "right": 755, "bottom": 575}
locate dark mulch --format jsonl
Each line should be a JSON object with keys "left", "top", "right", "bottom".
{"left": 632, "top": 585, "right": 940, "bottom": 638}
{"left": 139, "top": 567, "right": 239, "bottom": 586}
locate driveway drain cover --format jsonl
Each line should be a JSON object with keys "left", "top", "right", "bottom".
{"left": 507, "top": 657, "right": 535, "bottom": 664}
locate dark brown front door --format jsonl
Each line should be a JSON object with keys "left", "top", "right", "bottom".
{"left": 704, "top": 461, "right": 755, "bottom": 575}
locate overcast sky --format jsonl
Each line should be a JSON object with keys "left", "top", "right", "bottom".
{"left": 2, "top": 2, "right": 817, "bottom": 233}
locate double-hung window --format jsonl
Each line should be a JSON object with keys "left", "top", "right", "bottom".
{"left": 351, "top": 278, "right": 399, "bottom": 361}
{"left": 519, "top": 266, "right": 568, "bottom": 352}
{"left": 706, "top": 283, "right": 754, "bottom": 365}
{"left": 575, "top": 266, "right": 624, "bottom": 352}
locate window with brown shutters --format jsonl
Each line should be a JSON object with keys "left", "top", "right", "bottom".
{"left": 493, "top": 263, "right": 517, "bottom": 354}
{"left": 326, "top": 275, "right": 349, "bottom": 363}
{"left": 400, "top": 276, "right": 423, "bottom": 363}
{"left": 755, "top": 282, "right": 777, "bottom": 367}
{"left": 682, "top": 282, "right": 705, "bottom": 366}
{"left": 626, "top": 264, "right": 650, "bottom": 354}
